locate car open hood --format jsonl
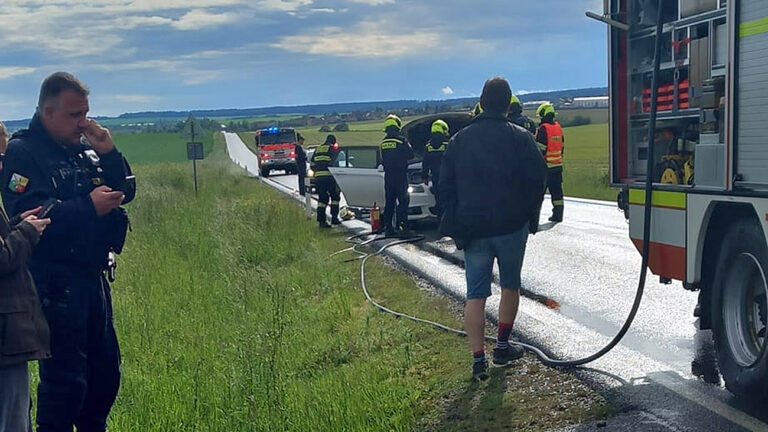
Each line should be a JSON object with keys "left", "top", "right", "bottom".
{"left": 402, "top": 112, "right": 473, "bottom": 160}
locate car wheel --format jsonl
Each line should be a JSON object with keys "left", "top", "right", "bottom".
{"left": 711, "top": 219, "right": 768, "bottom": 399}
{"left": 261, "top": 168, "right": 270, "bottom": 178}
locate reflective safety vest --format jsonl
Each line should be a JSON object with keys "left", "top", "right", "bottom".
{"left": 310, "top": 144, "right": 335, "bottom": 177}
{"left": 541, "top": 122, "right": 564, "bottom": 168}
{"left": 427, "top": 140, "right": 447, "bottom": 153}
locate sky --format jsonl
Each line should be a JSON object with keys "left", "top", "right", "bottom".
{"left": 0, "top": 0, "right": 608, "bottom": 120}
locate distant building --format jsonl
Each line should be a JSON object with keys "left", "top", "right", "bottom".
{"left": 522, "top": 100, "right": 551, "bottom": 111}
{"left": 567, "top": 96, "right": 609, "bottom": 109}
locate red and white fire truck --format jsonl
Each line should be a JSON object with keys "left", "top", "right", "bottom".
{"left": 600, "top": 0, "right": 767, "bottom": 397}
{"left": 255, "top": 127, "right": 299, "bottom": 178}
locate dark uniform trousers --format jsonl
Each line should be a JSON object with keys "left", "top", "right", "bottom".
{"left": 297, "top": 170, "right": 306, "bottom": 196}
{"left": 383, "top": 170, "right": 409, "bottom": 232}
{"left": 33, "top": 264, "right": 120, "bottom": 432}
{"left": 316, "top": 176, "right": 340, "bottom": 223}
{"left": 547, "top": 167, "right": 564, "bottom": 220}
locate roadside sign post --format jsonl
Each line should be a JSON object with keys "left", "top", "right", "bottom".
{"left": 186, "top": 123, "right": 205, "bottom": 196}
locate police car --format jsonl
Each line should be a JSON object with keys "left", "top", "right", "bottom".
{"left": 329, "top": 113, "right": 472, "bottom": 221}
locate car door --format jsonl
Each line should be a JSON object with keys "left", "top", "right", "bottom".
{"left": 329, "top": 146, "right": 385, "bottom": 208}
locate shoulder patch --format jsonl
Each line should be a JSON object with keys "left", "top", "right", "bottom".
{"left": 8, "top": 173, "right": 29, "bottom": 194}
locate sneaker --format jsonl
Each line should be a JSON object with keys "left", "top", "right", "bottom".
{"left": 492, "top": 345, "right": 525, "bottom": 367}
{"left": 472, "top": 358, "right": 489, "bottom": 381}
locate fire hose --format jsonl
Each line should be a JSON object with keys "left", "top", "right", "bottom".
{"left": 333, "top": 0, "right": 662, "bottom": 368}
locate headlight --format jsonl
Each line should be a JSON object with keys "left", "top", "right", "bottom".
{"left": 408, "top": 185, "right": 424, "bottom": 194}
{"left": 308, "top": 169, "right": 315, "bottom": 177}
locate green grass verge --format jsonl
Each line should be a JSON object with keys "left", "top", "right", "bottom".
{"left": 27, "top": 132, "right": 610, "bottom": 430}
{"left": 114, "top": 132, "right": 214, "bottom": 165}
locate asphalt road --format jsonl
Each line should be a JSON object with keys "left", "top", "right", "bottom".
{"left": 225, "top": 132, "right": 768, "bottom": 431}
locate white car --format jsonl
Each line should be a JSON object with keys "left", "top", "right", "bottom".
{"left": 329, "top": 113, "right": 472, "bottom": 221}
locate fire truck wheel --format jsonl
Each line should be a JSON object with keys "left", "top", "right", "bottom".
{"left": 711, "top": 219, "right": 768, "bottom": 399}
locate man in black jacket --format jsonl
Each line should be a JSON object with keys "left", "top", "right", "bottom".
{"left": 440, "top": 78, "right": 547, "bottom": 380}
{"left": 1, "top": 72, "right": 135, "bottom": 432}
{"left": 508, "top": 95, "right": 536, "bottom": 135}
{"left": 295, "top": 134, "right": 307, "bottom": 196}
{"left": 380, "top": 115, "right": 414, "bottom": 236}
{"left": 0, "top": 120, "right": 51, "bottom": 432}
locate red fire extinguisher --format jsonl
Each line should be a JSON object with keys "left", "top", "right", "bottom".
{"left": 370, "top": 202, "right": 382, "bottom": 233}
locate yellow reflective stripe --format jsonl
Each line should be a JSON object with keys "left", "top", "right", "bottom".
{"left": 628, "top": 189, "right": 687, "bottom": 209}
{"left": 381, "top": 142, "right": 397, "bottom": 150}
{"left": 314, "top": 171, "right": 333, "bottom": 177}
{"left": 314, "top": 156, "right": 332, "bottom": 162}
{"left": 317, "top": 203, "right": 327, "bottom": 207}
{"left": 427, "top": 146, "right": 446, "bottom": 152}
{"left": 553, "top": 200, "right": 564, "bottom": 206}
{"left": 331, "top": 201, "right": 340, "bottom": 205}
{"left": 741, "top": 17, "right": 768, "bottom": 38}
{"left": 547, "top": 163, "right": 563, "bottom": 168}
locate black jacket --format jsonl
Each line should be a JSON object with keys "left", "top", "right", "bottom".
{"left": 295, "top": 144, "right": 307, "bottom": 165}
{"left": 439, "top": 112, "right": 547, "bottom": 240}
{"left": 1, "top": 114, "right": 135, "bottom": 269}
{"left": 380, "top": 131, "right": 414, "bottom": 173}
{"left": 0, "top": 208, "right": 50, "bottom": 367}
{"left": 422, "top": 133, "right": 448, "bottom": 183}
{"left": 509, "top": 112, "right": 536, "bottom": 135}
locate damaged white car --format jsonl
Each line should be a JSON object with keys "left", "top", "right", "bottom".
{"left": 329, "top": 113, "right": 472, "bottom": 221}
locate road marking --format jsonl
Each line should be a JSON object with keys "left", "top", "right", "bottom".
{"left": 653, "top": 372, "right": 768, "bottom": 432}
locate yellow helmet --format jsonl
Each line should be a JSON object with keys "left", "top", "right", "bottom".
{"left": 470, "top": 102, "right": 483, "bottom": 117}
{"left": 384, "top": 114, "right": 402, "bottom": 131}
{"left": 431, "top": 119, "right": 449, "bottom": 136}
{"left": 510, "top": 95, "right": 521, "bottom": 108}
{"left": 537, "top": 103, "right": 556, "bottom": 118}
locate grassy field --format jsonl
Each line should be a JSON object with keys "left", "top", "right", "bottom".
{"left": 27, "top": 133, "right": 613, "bottom": 430}
{"left": 114, "top": 132, "right": 214, "bottom": 165}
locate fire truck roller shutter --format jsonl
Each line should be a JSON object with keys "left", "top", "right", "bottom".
{"left": 736, "top": 2, "right": 768, "bottom": 187}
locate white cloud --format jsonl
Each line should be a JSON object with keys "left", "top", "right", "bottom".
{"left": 274, "top": 21, "right": 495, "bottom": 59}
{"left": 350, "top": 0, "right": 394, "bottom": 4}
{"left": 0, "top": 67, "right": 37, "bottom": 80}
{"left": 114, "top": 94, "right": 159, "bottom": 103}
{"left": 309, "top": 8, "right": 335, "bottom": 13}
{"left": 441, "top": 86, "right": 454, "bottom": 95}
{"left": 254, "top": 0, "right": 313, "bottom": 12}
{"left": 171, "top": 9, "right": 238, "bottom": 30}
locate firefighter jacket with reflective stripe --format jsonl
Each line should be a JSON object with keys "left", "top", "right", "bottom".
{"left": 310, "top": 144, "right": 338, "bottom": 177}
{"left": 422, "top": 133, "right": 448, "bottom": 183}
{"left": 509, "top": 113, "right": 536, "bottom": 135}
{"left": 536, "top": 121, "right": 564, "bottom": 168}
{"left": 380, "top": 133, "right": 414, "bottom": 173}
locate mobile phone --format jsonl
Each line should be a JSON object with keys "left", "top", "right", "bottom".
{"left": 38, "top": 199, "right": 59, "bottom": 219}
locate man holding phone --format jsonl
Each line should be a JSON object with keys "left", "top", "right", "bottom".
{"left": 1, "top": 72, "right": 136, "bottom": 432}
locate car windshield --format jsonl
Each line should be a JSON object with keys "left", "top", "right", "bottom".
{"left": 260, "top": 131, "right": 296, "bottom": 145}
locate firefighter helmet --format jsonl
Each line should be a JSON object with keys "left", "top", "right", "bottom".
{"left": 431, "top": 119, "right": 450, "bottom": 136}
{"left": 537, "top": 103, "right": 556, "bottom": 118}
{"left": 384, "top": 114, "right": 402, "bottom": 131}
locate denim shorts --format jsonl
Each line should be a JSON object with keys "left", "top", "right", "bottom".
{"left": 464, "top": 223, "right": 529, "bottom": 299}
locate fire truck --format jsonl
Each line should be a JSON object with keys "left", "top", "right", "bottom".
{"left": 255, "top": 127, "right": 299, "bottom": 178}
{"left": 597, "top": 0, "right": 767, "bottom": 397}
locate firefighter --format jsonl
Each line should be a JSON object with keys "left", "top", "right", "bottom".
{"left": 508, "top": 95, "right": 536, "bottom": 134}
{"left": 470, "top": 102, "right": 483, "bottom": 118}
{"left": 535, "top": 103, "right": 565, "bottom": 222}
{"left": 422, "top": 119, "right": 449, "bottom": 216}
{"left": 310, "top": 134, "right": 341, "bottom": 228}
{"left": 380, "top": 114, "right": 414, "bottom": 236}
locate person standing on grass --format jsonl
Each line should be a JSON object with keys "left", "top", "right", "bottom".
{"left": 295, "top": 133, "right": 307, "bottom": 196}
{"left": 0, "top": 120, "right": 52, "bottom": 432}
{"left": 439, "top": 77, "right": 547, "bottom": 380}
{"left": 1, "top": 72, "right": 136, "bottom": 432}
